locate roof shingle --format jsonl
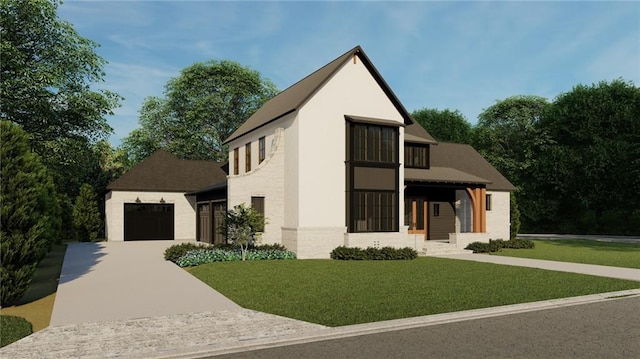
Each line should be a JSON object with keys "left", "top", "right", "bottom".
{"left": 107, "top": 150, "right": 227, "bottom": 192}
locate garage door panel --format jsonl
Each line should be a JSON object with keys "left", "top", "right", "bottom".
{"left": 124, "top": 204, "right": 174, "bottom": 241}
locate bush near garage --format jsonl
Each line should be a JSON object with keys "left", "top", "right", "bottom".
{"left": 165, "top": 242, "right": 296, "bottom": 267}
{"left": 330, "top": 246, "right": 418, "bottom": 260}
{"left": 465, "top": 239, "right": 535, "bottom": 253}
{"left": 0, "top": 315, "right": 33, "bottom": 347}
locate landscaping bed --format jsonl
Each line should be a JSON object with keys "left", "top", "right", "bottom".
{"left": 188, "top": 257, "right": 640, "bottom": 327}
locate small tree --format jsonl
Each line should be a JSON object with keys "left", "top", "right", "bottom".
{"left": 72, "top": 183, "right": 101, "bottom": 242}
{"left": 219, "top": 204, "right": 266, "bottom": 261}
{"left": 510, "top": 192, "right": 521, "bottom": 240}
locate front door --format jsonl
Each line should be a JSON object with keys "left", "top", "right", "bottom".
{"left": 405, "top": 198, "right": 428, "bottom": 236}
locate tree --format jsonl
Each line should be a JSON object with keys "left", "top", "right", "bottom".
{"left": 411, "top": 108, "right": 473, "bottom": 143}
{"left": 537, "top": 79, "right": 640, "bottom": 234}
{"left": 1, "top": 121, "right": 60, "bottom": 306}
{"left": 510, "top": 192, "right": 521, "bottom": 240}
{"left": 219, "top": 204, "right": 267, "bottom": 261}
{"left": 121, "top": 60, "right": 278, "bottom": 164}
{"left": 0, "top": 0, "right": 121, "bottom": 147}
{"left": 72, "top": 184, "right": 101, "bottom": 242}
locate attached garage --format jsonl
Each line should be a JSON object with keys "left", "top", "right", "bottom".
{"left": 105, "top": 150, "right": 228, "bottom": 242}
{"left": 124, "top": 204, "right": 175, "bottom": 241}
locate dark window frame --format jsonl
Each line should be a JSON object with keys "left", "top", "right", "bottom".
{"left": 433, "top": 203, "right": 440, "bottom": 217}
{"left": 259, "top": 137, "right": 266, "bottom": 164}
{"left": 245, "top": 143, "right": 251, "bottom": 172}
{"left": 486, "top": 194, "right": 492, "bottom": 211}
{"left": 233, "top": 147, "right": 239, "bottom": 175}
{"left": 346, "top": 121, "right": 400, "bottom": 233}
{"left": 404, "top": 144, "right": 430, "bottom": 169}
{"left": 251, "top": 196, "right": 265, "bottom": 232}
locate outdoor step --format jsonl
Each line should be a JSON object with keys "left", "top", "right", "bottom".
{"left": 420, "top": 249, "right": 474, "bottom": 256}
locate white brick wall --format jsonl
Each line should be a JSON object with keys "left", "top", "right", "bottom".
{"left": 486, "top": 191, "right": 511, "bottom": 241}
{"left": 227, "top": 127, "right": 287, "bottom": 245}
{"left": 105, "top": 191, "right": 196, "bottom": 242}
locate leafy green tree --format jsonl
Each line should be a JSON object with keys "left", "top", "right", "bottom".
{"left": 537, "top": 79, "right": 640, "bottom": 234}
{"left": 1, "top": 121, "right": 60, "bottom": 306}
{"left": 411, "top": 108, "right": 473, "bottom": 143}
{"left": 0, "top": 0, "right": 121, "bottom": 147}
{"left": 121, "top": 60, "right": 278, "bottom": 164}
{"left": 72, "top": 184, "right": 101, "bottom": 242}
{"left": 474, "top": 95, "right": 551, "bottom": 187}
{"left": 219, "top": 204, "right": 267, "bottom": 261}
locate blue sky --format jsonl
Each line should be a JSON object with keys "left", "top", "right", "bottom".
{"left": 58, "top": 1, "right": 640, "bottom": 145}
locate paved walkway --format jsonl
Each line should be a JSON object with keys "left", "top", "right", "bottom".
{"left": 50, "top": 241, "right": 240, "bottom": 326}
{"left": 438, "top": 254, "right": 640, "bottom": 282}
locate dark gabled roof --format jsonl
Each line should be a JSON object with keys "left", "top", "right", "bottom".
{"left": 224, "top": 45, "right": 436, "bottom": 144}
{"left": 405, "top": 122, "right": 436, "bottom": 145}
{"left": 107, "top": 150, "right": 228, "bottom": 192}
{"left": 430, "top": 143, "right": 516, "bottom": 191}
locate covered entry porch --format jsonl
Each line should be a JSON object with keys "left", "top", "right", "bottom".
{"left": 404, "top": 167, "right": 492, "bottom": 254}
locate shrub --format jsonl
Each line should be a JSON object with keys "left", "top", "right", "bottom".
{"left": 330, "top": 246, "right": 418, "bottom": 260}
{"left": 465, "top": 239, "right": 535, "bottom": 253}
{"left": 72, "top": 183, "right": 101, "bottom": 242}
{"left": 175, "top": 247, "right": 297, "bottom": 267}
{"left": 164, "top": 242, "right": 210, "bottom": 263}
{"left": 0, "top": 315, "right": 33, "bottom": 348}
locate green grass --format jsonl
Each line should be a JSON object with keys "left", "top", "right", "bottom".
{"left": 0, "top": 315, "right": 33, "bottom": 347}
{"left": 189, "top": 258, "right": 640, "bottom": 326}
{"left": 496, "top": 239, "right": 640, "bottom": 269}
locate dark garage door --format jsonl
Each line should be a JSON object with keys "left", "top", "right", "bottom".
{"left": 124, "top": 204, "right": 174, "bottom": 241}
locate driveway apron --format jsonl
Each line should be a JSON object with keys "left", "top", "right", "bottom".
{"left": 50, "top": 241, "right": 240, "bottom": 326}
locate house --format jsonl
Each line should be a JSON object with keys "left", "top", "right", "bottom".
{"left": 105, "top": 45, "right": 515, "bottom": 258}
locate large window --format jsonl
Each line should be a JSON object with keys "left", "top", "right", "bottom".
{"left": 245, "top": 143, "right": 251, "bottom": 172}
{"left": 233, "top": 148, "right": 239, "bottom": 175}
{"left": 259, "top": 137, "right": 266, "bottom": 164}
{"left": 405, "top": 144, "right": 429, "bottom": 168}
{"left": 346, "top": 121, "right": 399, "bottom": 232}
{"left": 351, "top": 123, "right": 397, "bottom": 163}
{"left": 352, "top": 192, "right": 397, "bottom": 232}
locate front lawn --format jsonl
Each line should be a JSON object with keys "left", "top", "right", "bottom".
{"left": 496, "top": 239, "right": 640, "bottom": 269}
{"left": 188, "top": 257, "right": 640, "bottom": 326}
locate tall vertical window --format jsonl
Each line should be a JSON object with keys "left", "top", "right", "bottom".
{"left": 346, "top": 121, "right": 399, "bottom": 233}
{"left": 245, "top": 143, "right": 251, "bottom": 172}
{"left": 486, "top": 194, "right": 492, "bottom": 211}
{"left": 233, "top": 148, "right": 239, "bottom": 175}
{"left": 251, "top": 196, "right": 265, "bottom": 232}
{"left": 259, "top": 137, "right": 266, "bottom": 164}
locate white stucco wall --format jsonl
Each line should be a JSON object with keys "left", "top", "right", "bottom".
{"left": 485, "top": 190, "right": 511, "bottom": 241}
{"left": 105, "top": 191, "right": 196, "bottom": 242}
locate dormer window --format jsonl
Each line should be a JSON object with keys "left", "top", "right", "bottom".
{"left": 405, "top": 144, "right": 429, "bottom": 169}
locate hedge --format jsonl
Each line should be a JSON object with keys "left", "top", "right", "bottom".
{"left": 330, "top": 246, "right": 418, "bottom": 260}
{"left": 465, "top": 239, "right": 535, "bottom": 253}
{"left": 0, "top": 315, "right": 33, "bottom": 348}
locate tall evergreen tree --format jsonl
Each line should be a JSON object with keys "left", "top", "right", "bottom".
{"left": 72, "top": 184, "right": 101, "bottom": 242}
{"left": 1, "top": 121, "right": 61, "bottom": 306}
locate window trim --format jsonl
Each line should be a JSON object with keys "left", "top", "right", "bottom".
{"left": 251, "top": 196, "right": 265, "bottom": 232}
{"left": 258, "top": 136, "right": 266, "bottom": 164}
{"left": 346, "top": 121, "right": 400, "bottom": 233}
{"left": 233, "top": 147, "right": 239, "bottom": 175}
{"left": 245, "top": 143, "right": 251, "bottom": 172}
{"left": 404, "top": 144, "right": 430, "bottom": 169}
{"left": 486, "top": 194, "right": 492, "bottom": 211}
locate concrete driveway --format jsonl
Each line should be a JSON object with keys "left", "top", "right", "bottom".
{"left": 50, "top": 241, "right": 240, "bottom": 326}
